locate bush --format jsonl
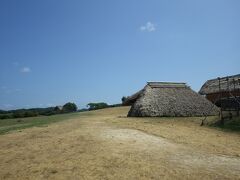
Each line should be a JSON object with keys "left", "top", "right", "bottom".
{"left": 11, "top": 110, "right": 38, "bottom": 118}
{"left": 24, "top": 111, "right": 38, "bottom": 117}
{"left": 0, "top": 102, "right": 78, "bottom": 119}
{"left": 108, "top": 104, "right": 122, "bottom": 108}
{"left": 121, "top": 96, "right": 127, "bottom": 103}
{"left": 0, "top": 114, "right": 13, "bottom": 119}
{"left": 78, "top": 108, "right": 88, "bottom": 112}
{"left": 87, "top": 102, "right": 109, "bottom": 111}
{"left": 62, "top": 102, "right": 78, "bottom": 113}
{"left": 13, "top": 112, "right": 25, "bottom": 118}
{"left": 0, "top": 110, "right": 7, "bottom": 114}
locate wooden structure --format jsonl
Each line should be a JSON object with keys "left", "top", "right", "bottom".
{"left": 199, "top": 74, "right": 240, "bottom": 121}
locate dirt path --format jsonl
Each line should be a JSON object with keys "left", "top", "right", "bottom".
{"left": 0, "top": 107, "right": 239, "bottom": 179}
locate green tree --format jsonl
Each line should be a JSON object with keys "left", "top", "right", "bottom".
{"left": 121, "top": 96, "right": 127, "bottom": 103}
{"left": 87, "top": 102, "right": 109, "bottom": 110}
{"left": 62, "top": 102, "right": 77, "bottom": 113}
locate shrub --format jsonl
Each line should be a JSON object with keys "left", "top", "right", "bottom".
{"left": 13, "top": 112, "right": 25, "bottom": 118}
{"left": 108, "top": 103, "right": 122, "bottom": 108}
{"left": 0, "top": 114, "right": 13, "bottom": 119}
{"left": 121, "top": 96, "right": 127, "bottom": 103}
{"left": 62, "top": 102, "right": 78, "bottom": 113}
{"left": 87, "top": 102, "right": 109, "bottom": 111}
{"left": 24, "top": 111, "right": 38, "bottom": 117}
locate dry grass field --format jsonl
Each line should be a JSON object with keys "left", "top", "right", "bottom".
{"left": 0, "top": 106, "right": 240, "bottom": 180}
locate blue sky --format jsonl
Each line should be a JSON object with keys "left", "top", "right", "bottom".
{"left": 0, "top": 0, "right": 239, "bottom": 110}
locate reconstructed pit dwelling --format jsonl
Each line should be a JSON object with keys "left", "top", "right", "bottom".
{"left": 123, "top": 82, "right": 219, "bottom": 117}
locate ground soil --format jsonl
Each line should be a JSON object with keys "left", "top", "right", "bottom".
{"left": 0, "top": 106, "right": 239, "bottom": 180}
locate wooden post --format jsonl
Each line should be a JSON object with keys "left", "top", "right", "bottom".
{"left": 238, "top": 79, "right": 240, "bottom": 116}
{"left": 227, "top": 77, "right": 230, "bottom": 120}
{"left": 233, "top": 79, "right": 238, "bottom": 117}
{"left": 218, "top": 77, "right": 224, "bottom": 125}
{"left": 233, "top": 79, "right": 235, "bottom": 91}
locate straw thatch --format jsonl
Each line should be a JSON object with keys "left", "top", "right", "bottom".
{"left": 199, "top": 74, "right": 240, "bottom": 95}
{"left": 124, "top": 82, "right": 219, "bottom": 117}
{"left": 122, "top": 89, "right": 144, "bottom": 106}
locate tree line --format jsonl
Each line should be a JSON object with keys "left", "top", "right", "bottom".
{"left": 87, "top": 102, "right": 122, "bottom": 111}
{"left": 0, "top": 102, "right": 122, "bottom": 119}
{"left": 0, "top": 102, "right": 77, "bottom": 119}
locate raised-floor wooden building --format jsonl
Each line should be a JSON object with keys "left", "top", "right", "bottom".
{"left": 199, "top": 74, "right": 240, "bottom": 116}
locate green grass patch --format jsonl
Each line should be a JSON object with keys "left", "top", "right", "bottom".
{"left": 0, "top": 111, "right": 91, "bottom": 135}
{"left": 210, "top": 116, "right": 240, "bottom": 132}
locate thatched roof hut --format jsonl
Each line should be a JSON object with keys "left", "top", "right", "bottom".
{"left": 123, "top": 82, "right": 219, "bottom": 117}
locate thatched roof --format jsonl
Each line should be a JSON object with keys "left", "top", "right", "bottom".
{"left": 125, "top": 82, "right": 219, "bottom": 117}
{"left": 122, "top": 89, "right": 144, "bottom": 106}
{"left": 123, "top": 82, "right": 187, "bottom": 105}
{"left": 199, "top": 74, "right": 240, "bottom": 95}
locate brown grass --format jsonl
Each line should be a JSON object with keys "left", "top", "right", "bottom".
{"left": 0, "top": 106, "right": 239, "bottom": 180}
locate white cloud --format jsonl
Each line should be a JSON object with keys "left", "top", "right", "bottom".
{"left": 20, "top": 67, "right": 31, "bottom": 73}
{"left": 140, "top": 22, "right": 156, "bottom": 32}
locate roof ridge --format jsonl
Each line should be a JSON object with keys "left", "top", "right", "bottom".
{"left": 147, "top": 82, "right": 187, "bottom": 88}
{"left": 207, "top": 74, "right": 240, "bottom": 82}
{"left": 147, "top": 81, "right": 186, "bottom": 84}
